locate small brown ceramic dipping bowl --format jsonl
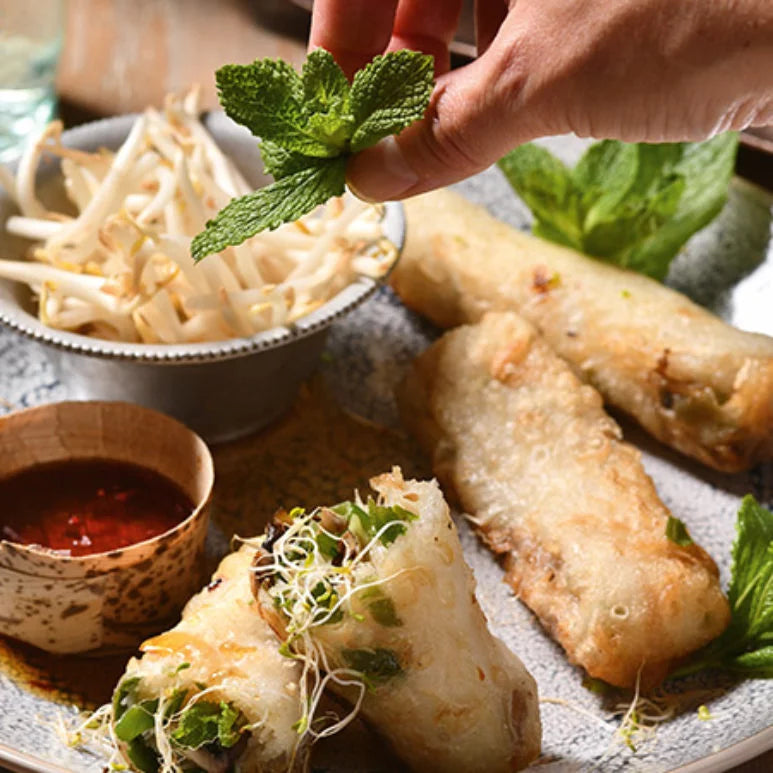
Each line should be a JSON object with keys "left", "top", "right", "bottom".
{"left": 0, "top": 401, "right": 214, "bottom": 655}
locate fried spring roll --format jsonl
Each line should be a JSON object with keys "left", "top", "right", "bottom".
{"left": 109, "top": 546, "right": 306, "bottom": 773}
{"left": 399, "top": 312, "right": 730, "bottom": 689}
{"left": 253, "top": 469, "right": 541, "bottom": 773}
{"left": 392, "top": 189, "right": 773, "bottom": 472}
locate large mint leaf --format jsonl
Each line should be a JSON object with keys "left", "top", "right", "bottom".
{"left": 669, "top": 496, "right": 773, "bottom": 680}
{"left": 728, "top": 496, "right": 773, "bottom": 641}
{"left": 302, "top": 48, "right": 350, "bottom": 115}
{"left": 499, "top": 134, "right": 738, "bottom": 280}
{"left": 191, "top": 157, "right": 346, "bottom": 259}
{"left": 350, "top": 50, "right": 434, "bottom": 153}
{"left": 259, "top": 140, "right": 314, "bottom": 179}
{"left": 302, "top": 49, "right": 354, "bottom": 152}
{"left": 216, "top": 60, "right": 336, "bottom": 158}
{"left": 625, "top": 133, "right": 738, "bottom": 278}
{"left": 498, "top": 144, "right": 584, "bottom": 250}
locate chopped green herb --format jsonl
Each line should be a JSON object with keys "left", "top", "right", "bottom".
{"left": 163, "top": 688, "right": 188, "bottom": 719}
{"left": 112, "top": 676, "right": 141, "bottom": 722}
{"left": 125, "top": 737, "right": 159, "bottom": 773}
{"left": 314, "top": 529, "right": 342, "bottom": 561}
{"left": 173, "top": 662, "right": 191, "bottom": 674}
{"left": 367, "top": 596, "right": 402, "bottom": 627}
{"left": 192, "top": 48, "right": 434, "bottom": 260}
{"left": 498, "top": 134, "right": 739, "bottom": 280}
{"left": 665, "top": 516, "right": 694, "bottom": 547}
{"left": 332, "top": 498, "right": 417, "bottom": 547}
{"left": 170, "top": 700, "right": 245, "bottom": 750}
{"left": 671, "top": 495, "right": 773, "bottom": 679}
{"left": 114, "top": 699, "right": 158, "bottom": 742}
{"left": 342, "top": 647, "right": 403, "bottom": 685}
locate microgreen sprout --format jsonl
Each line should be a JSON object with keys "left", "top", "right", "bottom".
{"left": 250, "top": 498, "right": 416, "bottom": 742}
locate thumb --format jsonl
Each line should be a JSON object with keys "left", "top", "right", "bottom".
{"left": 345, "top": 50, "right": 535, "bottom": 201}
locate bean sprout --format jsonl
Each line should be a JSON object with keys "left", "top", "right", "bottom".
{"left": 0, "top": 90, "right": 396, "bottom": 343}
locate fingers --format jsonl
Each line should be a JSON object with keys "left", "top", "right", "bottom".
{"left": 308, "top": 0, "right": 399, "bottom": 79}
{"left": 346, "top": 34, "right": 533, "bottom": 201}
{"left": 310, "top": 0, "right": 464, "bottom": 79}
{"left": 388, "top": 0, "right": 465, "bottom": 76}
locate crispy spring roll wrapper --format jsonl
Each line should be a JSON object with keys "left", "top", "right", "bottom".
{"left": 253, "top": 469, "right": 541, "bottom": 773}
{"left": 111, "top": 546, "right": 306, "bottom": 773}
{"left": 392, "top": 189, "right": 773, "bottom": 472}
{"left": 399, "top": 312, "right": 731, "bottom": 689}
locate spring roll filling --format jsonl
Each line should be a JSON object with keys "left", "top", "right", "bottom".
{"left": 251, "top": 498, "right": 420, "bottom": 735}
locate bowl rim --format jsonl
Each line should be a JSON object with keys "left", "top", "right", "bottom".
{"left": 0, "top": 399, "right": 214, "bottom": 565}
{"left": 0, "top": 113, "right": 405, "bottom": 363}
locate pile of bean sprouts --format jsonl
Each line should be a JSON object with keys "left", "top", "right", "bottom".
{"left": 0, "top": 90, "right": 395, "bottom": 344}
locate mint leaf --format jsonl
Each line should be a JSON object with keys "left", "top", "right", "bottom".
{"left": 350, "top": 50, "right": 435, "bottom": 152}
{"left": 576, "top": 141, "right": 685, "bottom": 264}
{"left": 665, "top": 515, "right": 694, "bottom": 547}
{"left": 624, "top": 133, "right": 738, "bottom": 278}
{"left": 259, "top": 141, "right": 312, "bottom": 179}
{"left": 216, "top": 60, "right": 334, "bottom": 158}
{"left": 196, "top": 49, "right": 433, "bottom": 259}
{"left": 498, "top": 134, "right": 738, "bottom": 280}
{"left": 497, "top": 144, "right": 584, "bottom": 250}
{"left": 302, "top": 48, "right": 350, "bottom": 113}
{"left": 331, "top": 499, "right": 418, "bottom": 547}
{"left": 191, "top": 158, "right": 346, "bottom": 260}
{"left": 670, "top": 496, "right": 773, "bottom": 680}
{"left": 727, "top": 496, "right": 773, "bottom": 642}
{"left": 171, "top": 700, "right": 245, "bottom": 750}
{"left": 572, "top": 139, "right": 640, "bottom": 217}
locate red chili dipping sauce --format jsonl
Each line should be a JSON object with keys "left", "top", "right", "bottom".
{"left": 0, "top": 459, "right": 194, "bottom": 556}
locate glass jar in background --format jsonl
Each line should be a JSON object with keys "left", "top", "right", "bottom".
{"left": 0, "top": 1, "right": 65, "bottom": 163}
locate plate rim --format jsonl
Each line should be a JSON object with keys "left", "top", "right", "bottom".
{"left": 1, "top": 723, "right": 772, "bottom": 773}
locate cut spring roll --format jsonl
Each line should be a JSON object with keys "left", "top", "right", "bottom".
{"left": 399, "top": 312, "right": 730, "bottom": 689}
{"left": 107, "top": 546, "right": 306, "bottom": 773}
{"left": 392, "top": 189, "right": 773, "bottom": 472}
{"left": 252, "top": 468, "right": 541, "bottom": 773}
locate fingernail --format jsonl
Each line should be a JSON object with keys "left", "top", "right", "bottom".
{"left": 347, "top": 136, "right": 419, "bottom": 202}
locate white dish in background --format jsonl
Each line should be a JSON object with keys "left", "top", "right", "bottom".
{"left": 0, "top": 147, "right": 772, "bottom": 771}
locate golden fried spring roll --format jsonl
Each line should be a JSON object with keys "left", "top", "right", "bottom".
{"left": 392, "top": 189, "right": 773, "bottom": 472}
{"left": 399, "top": 312, "right": 730, "bottom": 689}
{"left": 253, "top": 469, "right": 541, "bottom": 773}
{"left": 108, "top": 546, "right": 306, "bottom": 773}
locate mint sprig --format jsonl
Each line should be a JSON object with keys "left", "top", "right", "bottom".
{"left": 192, "top": 48, "right": 434, "bottom": 260}
{"left": 671, "top": 495, "right": 773, "bottom": 679}
{"left": 497, "top": 134, "right": 739, "bottom": 280}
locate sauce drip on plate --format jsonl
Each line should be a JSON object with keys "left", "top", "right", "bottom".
{"left": 0, "top": 459, "right": 193, "bottom": 556}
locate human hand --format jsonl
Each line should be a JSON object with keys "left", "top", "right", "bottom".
{"left": 309, "top": 0, "right": 773, "bottom": 201}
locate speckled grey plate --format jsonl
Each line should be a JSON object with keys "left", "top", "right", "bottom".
{"left": 1, "top": 139, "right": 772, "bottom": 772}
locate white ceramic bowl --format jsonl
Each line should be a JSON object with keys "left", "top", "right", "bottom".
{"left": 0, "top": 113, "right": 405, "bottom": 442}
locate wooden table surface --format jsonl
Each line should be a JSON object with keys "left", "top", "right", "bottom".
{"left": 57, "top": 0, "right": 308, "bottom": 120}
{"left": 49, "top": 2, "right": 772, "bottom": 772}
